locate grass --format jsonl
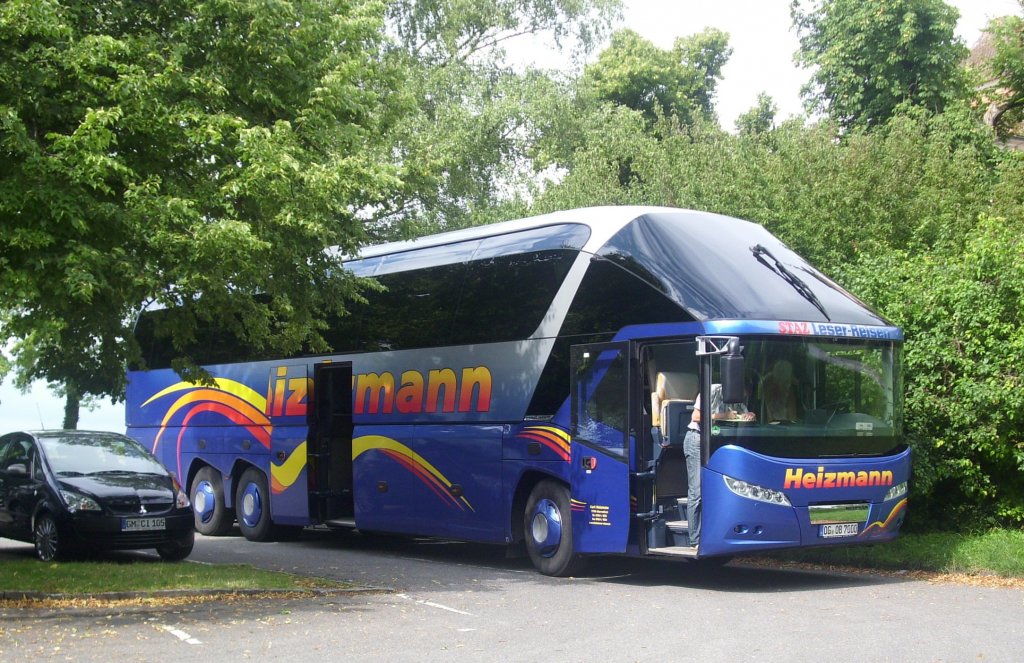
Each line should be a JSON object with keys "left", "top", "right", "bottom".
{"left": 764, "top": 530, "right": 1024, "bottom": 578}
{"left": 0, "top": 557, "right": 350, "bottom": 596}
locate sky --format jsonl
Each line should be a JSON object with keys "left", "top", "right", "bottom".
{"left": 0, "top": 0, "right": 1019, "bottom": 433}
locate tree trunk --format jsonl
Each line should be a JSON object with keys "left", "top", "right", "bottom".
{"left": 62, "top": 386, "right": 80, "bottom": 430}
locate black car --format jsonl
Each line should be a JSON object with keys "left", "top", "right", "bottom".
{"left": 0, "top": 430, "right": 194, "bottom": 561}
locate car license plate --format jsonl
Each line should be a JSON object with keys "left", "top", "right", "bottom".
{"left": 820, "top": 522, "right": 859, "bottom": 538}
{"left": 121, "top": 517, "right": 166, "bottom": 532}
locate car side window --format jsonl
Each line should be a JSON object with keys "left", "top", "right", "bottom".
{"left": 0, "top": 439, "right": 11, "bottom": 470}
{"left": 0, "top": 437, "right": 31, "bottom": 472}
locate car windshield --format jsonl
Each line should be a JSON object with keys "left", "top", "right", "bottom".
{"left": 37, "top": 433, "right": 167, "bottom": 476}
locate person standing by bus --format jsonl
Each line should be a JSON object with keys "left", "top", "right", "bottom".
{"left": 684, "top": 384, "right": 754, "bottom": 548}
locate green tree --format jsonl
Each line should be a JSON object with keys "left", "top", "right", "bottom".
{"left": 844, "top": 215, "right": 1024, "bottom": 527}
{"left": 735, "top": 92, "right": 778, "bottom": 135}
{"left": 0, "top": 0, "right": 403, "bottom": 425}
{"left": 982, "top": 5, "right": 1024, "bottom": 137}
{"left": 370, "top": 0, "right": 622, "bottom": 236}
{"left": 581, "top": 28, "right": 731, "bottom": 126}
{"left": 792, "top": 0, "right": 969, "bottom": 129}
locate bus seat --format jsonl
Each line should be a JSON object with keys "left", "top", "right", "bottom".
{"left": 655, "top": 445, "right": 688, "bottom": 500}
{"left": 662, "top": 400, "right": 695, "bottom": 447}
{"left": 656, "top": 372, "right": 697, "bottom": 401}
{"left": 654, "top": 372, "right": 697, "bottom": 443}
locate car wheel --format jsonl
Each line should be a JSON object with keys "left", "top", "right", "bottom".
{"left": 235, "top": 467, "right": 275, "bottom": 542}
{"left": 33, "top": 512, "right": 63, "bottom": 562}
{"left": 523, "top": 480, "right": 586, "bottom": 577}
{"left": 157, "top": 532, "right": 195, "bottom": 561}
{"left": 190, "top": 466, "right": 234, "bottom": 536}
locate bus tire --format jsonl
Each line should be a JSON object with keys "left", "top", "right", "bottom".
{"left": 524, "top": 480, "right": 586, "bottom": 577}
{"left": 191, "top": 466, "right": 234, "bottom": 536}
{"left": 235, "top": 467, "right": 275, "bottom": 542}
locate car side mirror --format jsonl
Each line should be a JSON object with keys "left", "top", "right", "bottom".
{"left": 6, "top": 463, "right": 28, "bottom": 477}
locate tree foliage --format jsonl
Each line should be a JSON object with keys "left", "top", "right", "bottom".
{"left": 843, "top": 216, "right": 1024, "bottom": 527}
{"left": 581, "top": 28, "right": 731, "bottom": 126}
{"left": 792, "top": 0, "right": 969, "bottom": 129}
{"left": 735, "top": 93, "right": 778, "bottom": 135}
{"left": 0, "top": 0, "right": 402, "bottom": 417}
{"left": 370, "top": 0, "right": 622, "bottom": 237}
{"left": 983, "top": 4, "right": 1024, "bottom": 137}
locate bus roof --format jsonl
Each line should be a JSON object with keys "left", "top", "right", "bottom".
{"left": 347, "top": 206, "right": 685, "bottom": 260}
{"left": 344, "top": 206, "right": 891, "bottom": 329}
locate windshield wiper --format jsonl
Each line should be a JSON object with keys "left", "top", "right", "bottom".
{"left": 750, "top": 244, "right": 830, "bottom": 320}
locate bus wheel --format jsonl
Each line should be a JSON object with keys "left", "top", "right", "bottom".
{"left": 236, "top": 468, "right": 274, "bottom": 542}
{"left": 524, "top": 480, "right": 586, "bottom": 577}
{"left": 191, "top": 466, "right": 234, "bottom": 536}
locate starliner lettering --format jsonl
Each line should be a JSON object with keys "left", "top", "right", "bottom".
{"left": 784, "top": 466, "right": 894, "bottom": 490}
{"left": 778, "top": 321, "right": 895, "bottom": 339}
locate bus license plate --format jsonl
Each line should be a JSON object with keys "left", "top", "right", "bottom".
{"left": 121, "top": 517, "right": 166, "bottom": 532}
{"left": 820, "top": 523, "right": 858, "bottom": 538}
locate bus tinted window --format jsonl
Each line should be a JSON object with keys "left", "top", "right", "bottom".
{"left": 560, "top": 258, "right": 694, "bottom": 336}
{"left": 324, "top": 249, "right": 578, "bottom": 353}
{"left": 452, "top": 250, "right": 578, "bottom": 345}
{"left": 133, "top": 307, "right": 278, "bottom": 369}
{"left": 527, "top": 258, "right": 694, "bottom": 417}
{"left": 323, "top": 263, "right": 465, "bottom": 353}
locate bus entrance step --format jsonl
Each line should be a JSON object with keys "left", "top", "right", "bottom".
{"left": 648, "top": 545, "right": 699, "bottom": 558}
{"left": 665, "top": 520, "right": 690, "bottom": 533}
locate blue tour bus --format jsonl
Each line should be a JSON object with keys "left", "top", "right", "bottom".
{"left": 126, "top": 206, "right": 910, "bottom": 575}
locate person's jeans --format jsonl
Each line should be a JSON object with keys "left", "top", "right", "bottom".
{"left": 683, "top": 429, "right": 701, "bottom": 548}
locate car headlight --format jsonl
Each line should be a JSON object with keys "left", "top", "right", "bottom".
{"left": 723, "top": 475, "right": 792, "bottom": 506}
{"left": 60, "top": 489, "right": 101, "bottom": 513}
{"left": 883, "top": 481, "right": 908, "bottom": 502}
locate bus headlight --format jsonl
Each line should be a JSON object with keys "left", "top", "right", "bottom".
{"left": 883, "top": 481, "right": 908, "bottom": 502}
{"left": 723, "top": 475, "right": 791, "bottom": 507}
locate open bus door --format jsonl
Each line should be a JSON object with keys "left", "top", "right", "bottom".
{"left": 308, "top": 361, "right": 354, "bottom": 523}
{"left": 569, "top": 343, "right": 633, "bottom": 554}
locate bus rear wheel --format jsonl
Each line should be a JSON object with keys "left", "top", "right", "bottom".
{"left": 523, "top": 480, "right": 585, "bottom": 577}
{"left": 236, "top": 467, "right": 275, "bottom": 542}
{"left": 191, "top": 466, "right": 234, "bottom": 536}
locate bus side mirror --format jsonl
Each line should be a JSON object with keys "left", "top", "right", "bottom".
{"left": 720, "top": 353, "right": 745, "bottom": 404}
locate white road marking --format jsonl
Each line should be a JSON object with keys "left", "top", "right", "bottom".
{"left": 396, "top": 593, "right": 472, "bottom": 616}
{"left": 159, "top": 624, "right": 203, "bottom": 645}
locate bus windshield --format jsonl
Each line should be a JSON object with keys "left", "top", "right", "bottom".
{"left": 711, "top": 337, "right": 904, "bottom": 459}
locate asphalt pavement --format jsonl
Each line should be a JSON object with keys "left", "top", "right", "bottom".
{"left": 2, "top": 529, "right": 1023, "bottom": 662}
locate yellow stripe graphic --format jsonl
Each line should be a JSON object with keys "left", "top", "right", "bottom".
{"left": 142, "top": 377, "right": 267, "bottom": 413}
